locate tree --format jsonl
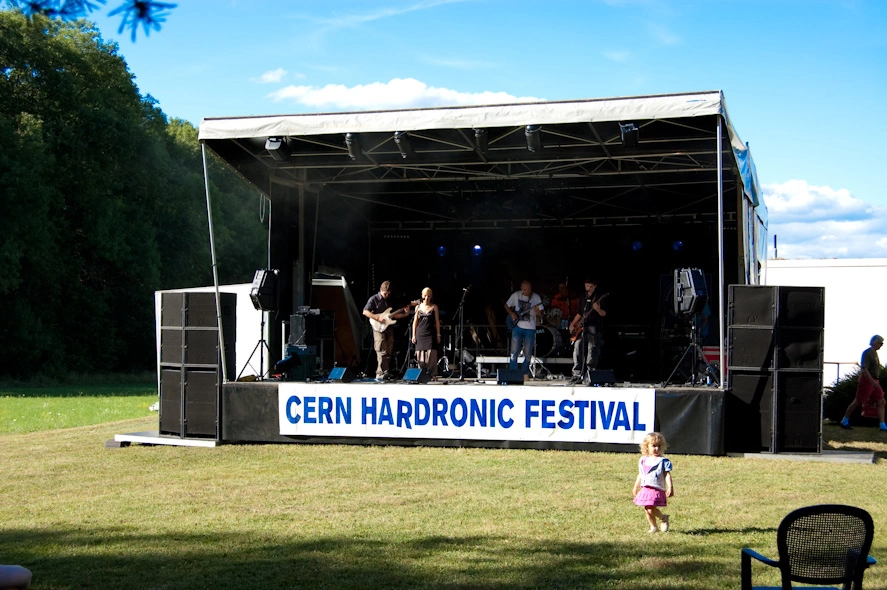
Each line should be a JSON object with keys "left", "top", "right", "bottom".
{"left": 2, "top": 0, "right": 175, "bottom": 40}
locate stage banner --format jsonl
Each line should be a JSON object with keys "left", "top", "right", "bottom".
{"left": 278, "top": 384, "right": 655, "bottom": 445}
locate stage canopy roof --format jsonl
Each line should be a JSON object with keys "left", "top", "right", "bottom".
{"left": 198, "top": 90, "right": 765, "bottom": 232}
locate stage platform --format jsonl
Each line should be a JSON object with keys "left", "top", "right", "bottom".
{"left": 212, "top": 376, "right": 726, "bottom": 455}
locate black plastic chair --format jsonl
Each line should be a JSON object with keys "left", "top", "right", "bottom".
{"left": 741, "top": 504, "right": 876, "bottom": 589}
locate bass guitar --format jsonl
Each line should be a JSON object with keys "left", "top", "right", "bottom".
{"left": 369, "top": 300, "right": 419, "bottom": 333}
{"left": 569, "top": 293, "right": 609, "bottom": 343}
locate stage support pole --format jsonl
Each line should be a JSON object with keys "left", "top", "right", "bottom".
{"left": 201, "top": 143, "right": 228, "bottom": 383}
{"left": 716, "top": 117, "right": 725, "bottom": 389}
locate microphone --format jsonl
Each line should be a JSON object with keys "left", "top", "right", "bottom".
{"left": 463, "top": 284, "right": 472, "bottom": 291}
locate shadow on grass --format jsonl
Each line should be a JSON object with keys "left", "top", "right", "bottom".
{"left": 1, "top": 528, "right": 734, "bottom": 590}
{"left": 822, "top": 424, "right": 887, "bottom": 461}
{"left": 683, "top": 526, "right": 776, "bottom": 536}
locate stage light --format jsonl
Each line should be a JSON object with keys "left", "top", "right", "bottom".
{"left": 394, "top": 131, "right": 413, "bottom": 158}
{"left": 472, "top": 244, "right": 482, "bottom": 256}
{"left": 620, "top": 123, "right": 639, "bottom": 147}
{"left": 265, "top": 137, "right": 290, "bottom": 162}
{"left": 672, "top": 240, "right": 685, "bottom": 252}
{"left": 474, "top": 128, "right": 488, "bottom": 154}
{"left": 631, "top": 240, "right": 643, "bottom": 252}
{"left": 437, "top": 246, "right": 447, "bottom": 257}
{"left": 345, "top": 132, "right": 362, "bottom": 160}
{"left": 525, "top": 125, "right": 542, "bottom": 152}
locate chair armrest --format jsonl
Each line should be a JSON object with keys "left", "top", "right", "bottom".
{"left": 742, "top": 547, "right": 779, "bottom": 567}
{"left": 742, "top": 547, "right": 779, "bottom": 590}
{"left": 866, "top": 555, "right": 876, "bottom": 566}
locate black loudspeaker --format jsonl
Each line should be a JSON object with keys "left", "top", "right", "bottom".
{"left": 728, "top": 285, "right": 776, "bottom": 327}
{"left": 249, "top": 269, "right": 279, "bottom": 311}
{"left": 403, "top": 368, "right": 430, "bottom": 384}
{"left": 725, "top": 370, "right": 774, "bottom": 452}
{"left": 778, "top": 286, "right": 825, "bottom": 327}
{"left": 777, "top": 328, "right": 823, "bottom": 369}
{"left": 159, "top": 368, "right": 219, "bottom": 438}
{"left": 728, "top": 327, "right": 775, "bottom": 370}
{"left": 586, "top": 369, "right": 617, "bottom": 386}
{"left": 673, "top": 268, "right": 707, "bottom": 314}
{"left": 774, "top": 371, "right": 821, "bottom": 453}
{"left": 329, "top": 367, "right": 355, "bottom": 383}
{"left": 497, "top": 369, "right": 524, "bottom": 385}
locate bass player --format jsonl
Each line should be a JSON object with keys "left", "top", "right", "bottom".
{"left": 568, "top": 276, "right": 608, "bottom": 385}
{"left": 363, "top": 280, "right": 412, "bottom": 381}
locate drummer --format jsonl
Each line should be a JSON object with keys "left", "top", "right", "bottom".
{"left": 549, "top": 282, "right": 578, "bottom": 327}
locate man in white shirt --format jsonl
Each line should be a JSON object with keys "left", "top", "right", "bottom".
{"left": 504, "top": 280, "right": 544, "bottom": 379}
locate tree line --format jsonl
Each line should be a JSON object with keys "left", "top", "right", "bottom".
{"left": 0, "top": 11, "right": 267, "bottom": 379}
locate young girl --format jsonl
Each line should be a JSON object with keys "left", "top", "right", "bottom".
{"left": 632, "top": 432, "right": 674, "bottom": 533}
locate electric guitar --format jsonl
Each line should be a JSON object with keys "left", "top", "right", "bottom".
{"left": 506, "top": 298, "right": 541, "bottom": 331}
{"left": 369, "top": 300, "right": 419, "bottom": 333}
{"left": 569, "top": 293, "right": 609, "bottom": 343}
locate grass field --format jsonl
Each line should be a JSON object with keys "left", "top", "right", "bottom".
{"left": 1, "top": 386, "right": 886, "bottom": 589}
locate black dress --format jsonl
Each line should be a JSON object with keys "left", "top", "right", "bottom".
{"left": 414, "top": 308, "right": 435, "bottom": 350}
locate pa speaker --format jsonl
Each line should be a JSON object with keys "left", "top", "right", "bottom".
{"left": 497, "top": 368, "right": 524, "bottom": 385}
{"left": 728, "top": 327, "right": 775, "bottom": 370}
{"left": 329, "top": 367, "right": 355, "bottom": 383}
{"left": 249, "top": 269, "right": 279, "bottom": 311}
{"left": 403, "top": 368, "right": 430, "bottom": 384}
{"left": 673, "top": 268, "right": 707, "bottom": 315}
{"left": 586, "top": 369, "right": 616, "bottom": 386}
{"left": 729, "top": 285, "right": 776, "bottom": 327}
{"left": 774, "top": 370, "right": 821, "bottom": 453}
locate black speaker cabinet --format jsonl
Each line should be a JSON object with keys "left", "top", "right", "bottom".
{"left": 728, "top": 285, "right": 776, "bottom": 327}
{"left": 250, "top": 269, "right": 279, "bottom": 312}
{"left": 728, "top": 327, "right": 775, "bottom": 370}
{"left": 777, "top": 286, "right": 825, "bottom": 328}
{"left": 777, "top": 328, "right": 824, "bottom": 370}
{"left": 586, "top": 369, "right": 617, "bottom": 386}
{"left": 673, "top": 268, "right": 707, "bottom": 315}
{"left": 329, "top": 367, "right": 355, "bottom": 383}
{"left": 159, "top": 368, "right": 220, "bottom": 438}
{"left": 726, "top": 370, "right": 774, "bottom": 452}
{"left": 774, "top": 370, "right": 821, "bottom": 453}
{"left": 161, "top": 292, "right": 235, "bottom": 329}
{"left": 497, "top": 368, "right": 524, "bottom": 385}
{"left": 403, "top": 368, "right": 430, "bottom": 384}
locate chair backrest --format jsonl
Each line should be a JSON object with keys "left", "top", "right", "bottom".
{"left": 777, "top": 504, "right": 874, "bottom": 587}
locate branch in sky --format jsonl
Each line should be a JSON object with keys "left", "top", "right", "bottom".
{"left": 4, "top": 0, "right": 177, "bottom": 40}
{"left": 108, "top": 1, "right": 176, "bottom": 41}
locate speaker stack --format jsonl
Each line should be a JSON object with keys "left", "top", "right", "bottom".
{"left": 726, "top": 285, "right": 824, "bottom": 453}
{"left": 159, "top": 292, "right": 236, "bottom": 439}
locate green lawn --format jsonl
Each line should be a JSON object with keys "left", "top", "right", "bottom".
{"left": 1, "top": 387, "right": 886, "bottom": 589}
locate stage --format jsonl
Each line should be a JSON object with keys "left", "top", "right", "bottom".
{"left": 216, "top": 378, "right": 725, "bottom": 455}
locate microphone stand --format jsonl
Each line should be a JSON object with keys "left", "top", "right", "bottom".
{"left": 455, "top": 286, "right": 470, "bottom": 381}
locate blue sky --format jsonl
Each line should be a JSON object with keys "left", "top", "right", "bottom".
{"left": 87, "top": 0, "right": 887, "bottom": 260}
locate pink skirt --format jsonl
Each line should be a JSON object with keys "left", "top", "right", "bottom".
{"left": 634, "top": 486, "right": 667, "bottom": 507}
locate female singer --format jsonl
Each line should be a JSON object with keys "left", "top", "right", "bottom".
{"left": 412, "top": 287, "right": 441, "bottom": 380}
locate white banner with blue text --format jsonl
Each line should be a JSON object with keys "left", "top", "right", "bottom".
{"left": 278, "top": 384, "right": 654, "bottom": 444}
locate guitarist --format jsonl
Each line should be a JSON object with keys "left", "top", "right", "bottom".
{"left": 363, "top": 281, "right": 412, "bottom": 381}
{"left": 504, "top": 280, "right": 544, "bottom": 380}
{"left": 568, "top": 277, "right": 608, "bottom": 385}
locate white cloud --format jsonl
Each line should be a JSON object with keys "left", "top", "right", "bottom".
{"left": 763, "top": 179, "right": 887, "bottom": 259}
{"left": 266, "top": 78, "right": 542, "bottom": 110}
{"left": 252, "top": 68, "right": 288, "bottom": 84}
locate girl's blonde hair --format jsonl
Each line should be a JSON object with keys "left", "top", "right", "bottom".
{"left": 421, "top": 287, "right": 433, "bottom": 299}
{"left": 639, "top": 432, "right": 667, "bottom": 455}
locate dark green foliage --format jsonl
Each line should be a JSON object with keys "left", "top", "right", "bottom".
{"left": 823, "top": 367, "right": 887, "bottom": 425}
{"left": 0, "top": 10, "right": 265, "bottom": 379}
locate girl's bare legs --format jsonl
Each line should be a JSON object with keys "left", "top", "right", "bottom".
{"left": 644, "top": 506, "right": 663, "bottom": 529}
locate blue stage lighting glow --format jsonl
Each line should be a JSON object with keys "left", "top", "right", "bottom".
{"left": 672, "top": 240, "right": 684, "bottom": 252}
{"left": 472, "top": 244, "right": 482, "bottom": 256}
{"left": 631, "top": 240, "right": 643, "bottom": 252}
{"left": 437, "top": 246, "right": 447, "bottom": 257}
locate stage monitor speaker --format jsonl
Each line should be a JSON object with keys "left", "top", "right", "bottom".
{"left": 728, "top": 327, "right": 775, "bottom": 370}
{"left": 403, "top": 368, "right": 430, "bottom": 384}
{"left": 586, "top": 369, "right": 616, "bottom": 386}
{"left": 774, "top": 370, "right": 821, "bottom": 453}
{"left": 673, "top": 268, "right": 707, "bottom": 315}
{"left": 497, "top": 368, "right": 524, "bottom": 385}
{"left": 249, "top": 269, "right": 279, "bottom": 311}
{"left": 329, "top": 367, "right": 355, "bottom": 383}
{"left": 728, "top": 285, "right": 776, "bottom": 327}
